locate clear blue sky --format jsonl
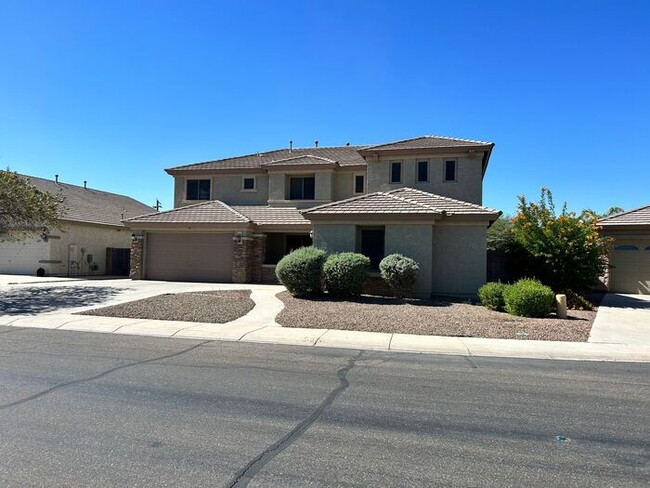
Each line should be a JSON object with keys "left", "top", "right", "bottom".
{"left": 1, "top": 0, "right": 648, "bottom": 215}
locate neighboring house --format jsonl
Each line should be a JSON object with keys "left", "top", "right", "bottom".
{"left": 0, "top": 175, "right": 155, "bottom": 277}
{"left": 125, "top": 136, "right": 501, "bottom": 296}
{"left": 598, "top": 205, "right": 650, "bottom": 295}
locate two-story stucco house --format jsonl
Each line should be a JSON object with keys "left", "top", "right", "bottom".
{"left": 125, "top": 136, "right": 501, "bottom": 296}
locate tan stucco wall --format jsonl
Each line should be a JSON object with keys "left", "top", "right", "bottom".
{"left": 385, "top": 224, "right": 433, "bottom": 297}
{"left": 174, "top": 174, "right": 268, "bottom": 207}
{"left": 367, "top": 155, "right": 484, "bottom": 204}
{"left": 315, "top": 172, "right": 333, "bottom": 201}
{"left": 432, "top": 224, "right": 487, "bottom": 295}
{"left": 48, "top": 222, "right": 132, "bottom": 276}
{"left": 312, "top": 224, "right": 356, "bottom": 252}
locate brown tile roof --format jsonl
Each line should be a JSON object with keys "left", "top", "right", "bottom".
{"left": 232, "top": 206, "right": 310, "bottom": 226}
{"left": 23, "top": 174, "right": 154, "bottom": 227}
{"left": 167, "top": 146, "right": 366, "bottom": 172}
{"left": 125, "top": 200, "right": 250, "bottom": 224}
{"left": 302, "top": 188, "right": 500, "bottom": 218}
{"left": 598, "top": 205, "right": 650, "bottom": 227}
{"left": 360, "top": 135, "right": 494, "bottom": 152}
{"left": 261, "top": 155, "right": 338, "bottom": 167}
{"left": 388, "top": 188, "right": 500, "bottom": 216}
{"left": 125, "top": 201, "right": 310, "bottom": 227}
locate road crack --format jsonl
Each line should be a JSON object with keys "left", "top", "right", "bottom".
{"left": 226, "top": 350, "right": 363, "bottom": 488}
{"left": 0, "top": 340, "right": 212, "bottom": 412}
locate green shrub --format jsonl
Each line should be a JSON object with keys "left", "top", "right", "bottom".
{"left": 478, "top": 282, "right": 509, "bottom": 311}
{"left": 275, "top": 246, "right": 327, "bottom": 297}
{"left": 564, "top": 289, "right": 594, "bottom": 311}
{"left": 503, "top": 278, "right": 555, "bottom": 318}
{"left": 323, "top": 252, "right": 370, "bottom": 298}
{"left": 379, "top": 254, "right": 420, "bottom": 298}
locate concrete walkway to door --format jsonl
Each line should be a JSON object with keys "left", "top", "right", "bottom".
{"left": 589, "top": 293, "right": 650, "bottom": 346}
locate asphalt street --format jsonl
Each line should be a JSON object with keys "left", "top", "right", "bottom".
{"left": 0, "top": 326, "right": 648, "bottom": 487}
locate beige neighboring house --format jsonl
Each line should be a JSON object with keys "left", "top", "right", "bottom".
{"left": 598, "top": 205, "right": 650, "bottom": 295}
{"left": 0, "top": 175, "right": 154, "bottom": 277}
{"left": 126, "top": 135, "right": 501, "bottom": 297}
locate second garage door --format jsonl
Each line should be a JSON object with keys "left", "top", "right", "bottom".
{"left": 146, "top": 233, "right": 234, "bottom": 282}
{"left": 610, "top": 243, "right": 650, "bottom": 294}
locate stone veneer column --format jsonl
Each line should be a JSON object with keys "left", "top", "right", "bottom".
{"left": 129, "top": 236, "right": 144, "bottom": 280}
{"left": 232, "top": 236, "right": 255, "bottom": 283}
{"left": 251, "top": 234, "right": 266, "bottom": 283}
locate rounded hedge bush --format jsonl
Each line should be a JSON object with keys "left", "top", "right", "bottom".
{"left": 478, "top": 281, "right": 509, "bottom": 312}
{"left": 323, "top": 252, "right": 370, "bottom": 298}
{"left": 379, "top": 254, "right": 420, "bottom": 298}
{"left": 503, "top": 278, "right": 555, "bottom": 318}
{"left": 275, "top": 246, "right": 327, "bottom": 297}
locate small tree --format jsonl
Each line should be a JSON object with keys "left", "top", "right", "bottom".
{"left": 486, "top": 215, "right": 517, "bottom": 253}
{"left": 0, "top": 170, "right": 64, "bottom": 239}
{"left": 512, "top": 188, "right": 610, "bottom": 292}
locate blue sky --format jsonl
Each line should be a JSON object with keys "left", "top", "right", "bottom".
{"left": 1, "top": 0, "right": 648, "bottom": 215}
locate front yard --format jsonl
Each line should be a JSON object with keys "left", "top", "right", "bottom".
{"left": 276, "top": 292, "right": 596, "bottom": 342}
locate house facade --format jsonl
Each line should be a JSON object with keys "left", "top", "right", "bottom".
{"left": 0, "top": 174, "right": 155, "bottom": 277}
{"left": 598, "top": 205, "right": 650, "bottom": 295}
{"left": 126, "top": 136, "right": 501, "bottom": 296}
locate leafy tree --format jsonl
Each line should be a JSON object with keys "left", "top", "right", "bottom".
{"left": 486, "top": 215, "right": 517, "bottom": 252}
{"left": 0, "top": 170, "right": 64, "bottom": 239}
{"left": 512, "top": 187, "right": 610, "bottom": 292}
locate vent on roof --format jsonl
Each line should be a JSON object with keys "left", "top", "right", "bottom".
{"left": 346, "top": 142, "right": 350, "bottom": 146}
{"left": 83, "top": 180, "right": 87, "bottom": 189}
{"left": 314, "top": 139, "right": 319, "bottom": 148}
{"left": 289, "top": 139, "right": 293, "bottom": 153}
{"left": 55, "top": 174, "right": 59, "bottom": 183}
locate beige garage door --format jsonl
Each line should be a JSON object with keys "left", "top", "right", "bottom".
{"left": 146, "top": 233, "right": 233, "bottom": 282}
{"left": 611, "top": 243, "right": 650, "bottom": 294}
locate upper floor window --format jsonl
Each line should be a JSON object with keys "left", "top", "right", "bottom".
{"left": 289, "top": 176, "right": 315, "bottom": 200}
{"left": 390, "top": 162, "right": 402, "bottom": 183}
{"left": 417, "top": 161, "right": 429, "bottom": 182}
{"left": 444, "top": 160, "right": 457, "bottom": 182}
{"left": 242, "top": 177, "right": 256, "bottom": 191}
{"left": 354, "top": 174, "right": 365, "bottom": 194}
{"left": 187, "top": 179, "right": 210, "bottom": 200}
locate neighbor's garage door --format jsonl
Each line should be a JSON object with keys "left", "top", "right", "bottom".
{"left": 610, "top": 243, "right": 650, "bottom": 294}
{"left": 146, "top": 233, "right": 233, "bottom": 282}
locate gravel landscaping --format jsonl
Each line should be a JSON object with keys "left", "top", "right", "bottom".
{"left": 276, "top": 292, "right": 596, "bottom": 342}
{"left": 80, "top": 290, "right": 254, "bottom": 323}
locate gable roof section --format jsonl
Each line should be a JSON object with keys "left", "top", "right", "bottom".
{"left": 261, "top": 154, "right": 338, "bottom": 168}
{"left": 231, "top": 206, "right": 310, "bottom": 226}
{"left": 124, "top": 200, "right": 250, "bottom": 224}
{"left": 598, "top": 204, "right": 650, "bottom": 227}
{"left": 23, "top": 174, "right": 154, "bottom": 227}
{"left": 359, "top": 135, "right": 494, "bottom": 152}
{"left": 166, "top": 146, "right": 366, "bottom": 173}
{"left": 302, "top": 188, "right": 500, "bottom": 220}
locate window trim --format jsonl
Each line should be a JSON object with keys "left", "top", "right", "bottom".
{"left": 353, "top": 173, "right": 366, "bottom": 194}
{"left": 241, "top": 176, "right": 257, "bottom": 192}
{"left": 186, "top": 178, "right": 211, "bottom": 200}
{"left": 390, "top": 161, "right": 402, "bottom": 184}
{"left": 288, "top": 175, "right": 316, "bottom": 200}
{"left": 417, "top": 160, "right": 430, "bottom": 183}
{"left": 443, "top": 159, "right": 457, "bottom": 183}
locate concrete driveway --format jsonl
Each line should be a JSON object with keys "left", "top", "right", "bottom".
{"left": 0, "top": 274, "right": 279, "bottom": 315}
{"left": 589, "top": 294, "right": 650, "bottom": 346}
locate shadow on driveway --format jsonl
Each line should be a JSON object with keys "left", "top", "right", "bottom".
{"left": 603, "top": 294, "right": 650, "bottom": 310}
{"left": 0, "top": 286, "right": 125, "bottom": 315}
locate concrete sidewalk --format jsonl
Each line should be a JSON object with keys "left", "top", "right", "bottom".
{"left": 1, "top": 280, "right": 648, "bottom": 362}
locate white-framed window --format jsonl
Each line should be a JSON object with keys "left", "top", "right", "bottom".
{"left": 390, "top": 161, "right": 402, "bottom": 183}
{"left": 186, "top": 179, "right": 211, "bottom": 200}
{"left": 417, "top": 160, "right": 429, "bottom": 183}
{"left": 241, "top": 176, "right": 256, "bottom": 192}
{"left": 353, "top": 174, "right": 365, "bottom": 194}
{"left": 444, "top": 159, "right": 457, "bottom": 182}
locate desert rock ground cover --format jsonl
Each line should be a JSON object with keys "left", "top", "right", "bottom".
{"left": 276, "top": 292, "right": 596, "bottom": 342}
{"left": 79, "top": 290, "right": 254, "bottom": 324}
